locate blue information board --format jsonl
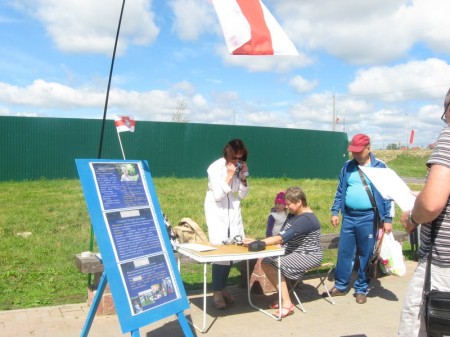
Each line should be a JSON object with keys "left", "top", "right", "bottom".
{"left": 76, "top": 159, "right": 192, "bottom": 336}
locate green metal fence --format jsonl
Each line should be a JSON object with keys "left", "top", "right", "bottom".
{"left": 0, "top": 116, "right": 349, "bottom": 181}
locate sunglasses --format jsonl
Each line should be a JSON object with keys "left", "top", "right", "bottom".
{"left": 442, "top": 110, "right": 447, "bottom": 124}
{"left": 232, "top": 156, "right": 243, "bottom": 160}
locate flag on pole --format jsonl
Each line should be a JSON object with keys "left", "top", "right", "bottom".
{"left": 211, "top": 0, "right": 299, "bottom": 56}
{"left": 409, "top": 130, "right": 415, "bottom": 144}
{"left": 114, "top": 115, "right": 135, "bottom": 133}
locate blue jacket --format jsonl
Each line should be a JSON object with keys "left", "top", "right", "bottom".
{"left": 331, "top": 152, "right": 394, "bottom": 223}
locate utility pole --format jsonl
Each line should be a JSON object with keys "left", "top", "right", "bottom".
{"left": 332, "top": 93, "right": 336, "bottom": 132}
{"left": 405, "top": 113, "right": 409, "bottom": 149}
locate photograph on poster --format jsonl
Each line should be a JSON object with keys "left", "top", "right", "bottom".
{"left": 91, "top": 163, "right": 149, "bottom": 211}
{"left": 120, "top": 255, "right": 178, "bottom": 314}
{"left": 120, "top": 163, "right": 140, "bottom": 182}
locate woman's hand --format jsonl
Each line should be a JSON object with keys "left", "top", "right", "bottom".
{"left": 225, "top": 162, "right": 237, "bottom": 184}
{"left": 226, "top": 162, "right": 237, "bottom": 176}
{"left": 239, "top": 161, "right": 249, "bottom": 181}
{"left": 243, "top": 237, "right": 255, "bottom": 247}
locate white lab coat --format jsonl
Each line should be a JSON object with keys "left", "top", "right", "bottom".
{"left": 204, "top": 158, "right": 249, "bottom": 246}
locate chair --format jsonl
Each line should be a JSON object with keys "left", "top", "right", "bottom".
{"left": 287, "top": 262, "right": 335, "bottom": 312}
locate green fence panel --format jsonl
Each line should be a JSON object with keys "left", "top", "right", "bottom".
{"left": 0, "top": 116, "right": 349, "bottom": 181}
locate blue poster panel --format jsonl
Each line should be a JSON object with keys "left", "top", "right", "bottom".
{"left": 76, "top": 159, "right": 190, "bottom": 334}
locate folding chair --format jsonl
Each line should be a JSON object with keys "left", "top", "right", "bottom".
{"left": 287, "top": 262, "right": 335, "bottom": 312}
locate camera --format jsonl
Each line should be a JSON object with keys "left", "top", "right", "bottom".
{"left": 235, "top": 161, "right": 249, "bottom": 177}
{"left": 222, "top": 235, "right": 243, "bottom": 246}
{"left": 235, "top": 161, "right": 242, "bottom": 175}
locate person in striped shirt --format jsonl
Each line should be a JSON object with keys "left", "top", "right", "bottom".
{"left": 244, "top": 186, "right": 323, "bottom": 318}
{"left": 398, "top": 88, "right": 450, "bottom": 337}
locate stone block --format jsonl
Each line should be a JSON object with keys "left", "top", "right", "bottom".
{"left": 87, "top": 283, "right": 116, "bottom": 316}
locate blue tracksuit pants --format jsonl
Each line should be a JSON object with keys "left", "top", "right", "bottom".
{"left": 334, "top": 208, "right": 377, "bottom": 294}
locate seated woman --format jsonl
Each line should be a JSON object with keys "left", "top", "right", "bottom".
{"left": 243, "top": 186, "right": 323, "bottom": 318}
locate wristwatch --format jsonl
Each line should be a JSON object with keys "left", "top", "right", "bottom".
{"left": 409, "top": 211, "right": 421, "bottom": 227}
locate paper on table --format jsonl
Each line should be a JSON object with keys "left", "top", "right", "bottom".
{"left": 359, "top": 166, "right": 416, "bottom": 211}
{"left": 177, "top": 243, "right": 218, "bottom": 252}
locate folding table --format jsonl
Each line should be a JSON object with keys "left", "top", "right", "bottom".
{"left": 176, "top": 244, "right": 285, "bottom": 333}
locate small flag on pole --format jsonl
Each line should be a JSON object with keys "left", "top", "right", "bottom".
{"left": 212, "top": 0, "right": 299, "bottom": 56}
{"left": 409, "top": 130, "right": 415, "bottom": 144}
{"left": 115, "top": 115, "right": 135, "bottom": 133}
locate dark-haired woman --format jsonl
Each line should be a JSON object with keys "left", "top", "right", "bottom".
{"left": 204, "top": 139, "right": 249, "bottom": 309}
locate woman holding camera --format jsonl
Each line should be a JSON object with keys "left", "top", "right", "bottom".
{"left": 204, "top": 139, "right": 249, "bottom": 309}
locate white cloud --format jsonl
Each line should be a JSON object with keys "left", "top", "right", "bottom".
{"left": 0, "top": 79, "right": 180, "bottom": 120}
{"left": 16, "top": 0, "right": 159, "bottom": 55}
{"left": 0, "top": 80, "right": 102, "bottom": 108}
{"left": 413, "top": 0, "right": 450, "bottom": 55}
{"left": 169, "top": 0, "right": 217, "bottom": 41}
{"left": 348, "top": 58, "right": 450, "bottom": 101}
{"left": 191, "top": 94, "right": 208, "bottom": 108}
{"left": 172, "top": 81, "right": 196, "bottom": 96}
{"left": 243, "top": 110, "right": 290, "bottom": 127}
{"left": 219, "top": 49, "right": 310, "bottom": 73}
{"left": 277, "top": 0, "right": 450, "bottom": 65}
{"left": 289, "top": 75, "right": 318, "bottom": 93}
{"left": 0, "top": 105, "right": 11, "bottom": 116}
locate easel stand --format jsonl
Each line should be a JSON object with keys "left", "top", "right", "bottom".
{"left": 80, "top": 273, "right": 193, "bottom": 337}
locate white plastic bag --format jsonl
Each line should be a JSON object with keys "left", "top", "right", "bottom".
{"left": 379, "top": 232, "right": 406, "bottom": 276}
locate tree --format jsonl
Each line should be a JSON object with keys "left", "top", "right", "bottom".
{"left": 172, "top": 98, "right": 189, "bottom": 123}
{"left": 386, "top": 143, "right": 400, "bottom": 150}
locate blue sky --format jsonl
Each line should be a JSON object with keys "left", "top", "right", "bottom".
{"left": 1, "top": 0, "right": 450, "bottom": 149}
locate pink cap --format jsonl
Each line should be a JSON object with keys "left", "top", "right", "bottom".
{"left": 274, "top": 191, "right": 286, "bottom": 206}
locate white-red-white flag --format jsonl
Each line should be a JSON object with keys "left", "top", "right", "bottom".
{"left": 114, "top": 115, "right": 135, "bottom": 133}
{"left": 212, "top": 0, "right": 299, "bottom": 56}
{"left": 410, "top": 130, "right": 415, "bottom": 144}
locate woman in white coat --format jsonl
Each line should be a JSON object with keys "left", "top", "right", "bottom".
{"left": 204, "top": 139, "right": 249, "bottom": 309}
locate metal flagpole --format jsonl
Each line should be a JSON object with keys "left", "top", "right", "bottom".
{"left": 89, "top": 0, "right": 126, "bottom": 286}
{"left": 97, "top": 0, "right": 126, "bottom": 159}
{"left": 116, "top": 130, "right": 126, "bottom": 160}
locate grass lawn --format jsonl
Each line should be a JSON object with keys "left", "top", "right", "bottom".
{"left": 0, "top": 150, "right": 428, "bottom": 310}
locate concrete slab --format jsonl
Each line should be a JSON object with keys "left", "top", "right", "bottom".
{"left": 0, "top": 260, "right": 416, "bottom": 337}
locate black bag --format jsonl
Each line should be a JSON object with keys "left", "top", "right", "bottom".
{"left": 248, "top": 240, "right": 266, "bottom": 252}
{"left": 365, "top": 229, "right": 384, "bottom": 279}
{"left": 358, "top": 167, "right": 384, "bottom": 279}
{"left": 365, "top": 252, "right": 380, "bottom": 279}
{"left": 424, "top": 224, "right": 450, "bottom": 336}
{"left": 425, "top": 290, "right": 450, "bottom": 335}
